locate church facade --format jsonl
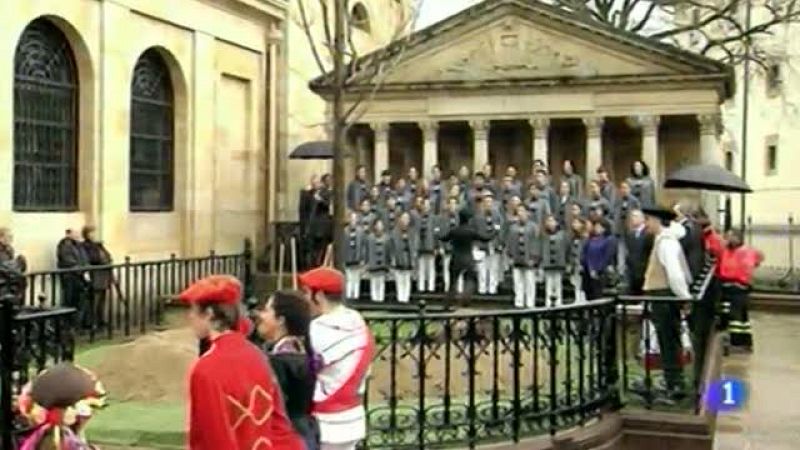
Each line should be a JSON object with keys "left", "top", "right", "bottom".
{"left": 312, "top": 0, "right": 733, "bottom": 211}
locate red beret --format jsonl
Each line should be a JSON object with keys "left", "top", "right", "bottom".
{"left": 178, "top": 275, "right": 242, "bottom": 306}
{"left": 297, "top": 267, "right": 344, "bottom": 295}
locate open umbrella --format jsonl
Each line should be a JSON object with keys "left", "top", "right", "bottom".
{"left": 664, "top": 164, "right": 752, "bottom": 193}
{"left": 289, "top": 141, "right": 333, "bottom": 160}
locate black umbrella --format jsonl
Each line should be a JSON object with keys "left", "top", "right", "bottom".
{"left": 664, "top": 164, "right": 752, "bottom": 193}
{"left": 289, "top": 141, "right": 333, "bottom": 160}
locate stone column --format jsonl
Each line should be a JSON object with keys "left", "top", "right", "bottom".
{"left": 698, "top": 114, "right": 722, "bottom": 165}
{"left": 420, "top": 121, "right": 439, "bottom": 176}
{"left": 639, "top": 115, "right": 661, "bottom": 182}
{"left": 583, "top": 117, "right": 605, "bottom": 178}
{"left": 529, "top": 117, "right": 550, "bottom": 167}
{"left": 372, "top": 122, "right": 389, "bottom": 182}
{"left": 698, "top": 113, "right": 722, "bottom": 222}
{"left": 470, "top": 119, "right": 490, "bottom": 173}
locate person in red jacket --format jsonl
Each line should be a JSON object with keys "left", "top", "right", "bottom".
{"left": 180, "top": 275, "right": 305, "bottom": 450}
{"left": 704, "top": 228, "right": 764, "bottom": 350}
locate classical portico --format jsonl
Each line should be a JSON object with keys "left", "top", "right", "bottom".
{"left": 313, "top": 0, "right": 732, "bottom": 200}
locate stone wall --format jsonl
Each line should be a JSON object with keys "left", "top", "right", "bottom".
{"left": 0, "top": 0, "right": 280, "bottom": 270}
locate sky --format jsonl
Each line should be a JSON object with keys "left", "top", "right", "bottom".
{"left": 415, "top": 0, "right": 480, "bottom": 30}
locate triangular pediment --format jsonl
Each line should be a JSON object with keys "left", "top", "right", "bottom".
{"left": 385, "top": 14, "right": 698, "bottom": 84}
{"left": 310, "top": 0, "right": 730, "bottom": 94}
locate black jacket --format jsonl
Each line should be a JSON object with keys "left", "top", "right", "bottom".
{"left": 57, "top": 237, "right": 88, "bottom": 271}
{"left": 441, "top": 224, "right": 491, "bottom": 268}
{"left": 83, "top": 240, "right": 113, "bottom": 290}
{"left": 267, "top": 345, "right": 317, "bottom": 441}
{"left": 678, "top": 218, "right": 706, "bottom": 280}
{"left": 625, "top": 227, "right": 654, "bottom": 293}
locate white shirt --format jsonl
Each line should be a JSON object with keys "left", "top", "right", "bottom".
{"left": 655, "top": 231, "right": 692, "bottom": 299}
{"left": 310, "top": 305, "right": 369, "bottom": 444}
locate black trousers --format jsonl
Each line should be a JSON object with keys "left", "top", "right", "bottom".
{"left": 650, "top": 299, "right": 685, "bottom": 391}
{"left": 448, "top": 259, "right": 478, "bottom": 304}
{"left": 61, "top": 275, "right": 88, "bottom": 327}
{"left": 584, "top": 275, "right": 606, "bottom": 301}
{"left": 689, "top": 278, "right": 719, "bottom": 384}
{"left": 723, "top": 284, "right": 752, "bottom": 348}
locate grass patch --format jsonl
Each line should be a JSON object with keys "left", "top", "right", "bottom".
{"left": 86, "top": 401, "right": 184, "bottom": 449}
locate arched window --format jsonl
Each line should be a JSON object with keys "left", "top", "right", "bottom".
{"left": 129, "top": 49, "right": 174, "bottom": 212}
{"left": 351, "top": 2, "right": 371, "bottom": 32}
{"left": 13, "top": 19, "right": 79, "bottom": 211}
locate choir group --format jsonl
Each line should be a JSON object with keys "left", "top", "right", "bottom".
{"left": 341, "top": 159, "right": 658, "bottom": 307}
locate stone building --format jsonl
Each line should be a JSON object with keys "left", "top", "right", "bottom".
{"left": 0, "top": 0, "right": 409, "bottom": 270}
{"left": 312, "top": 0, "right": 733, "bottom": 207}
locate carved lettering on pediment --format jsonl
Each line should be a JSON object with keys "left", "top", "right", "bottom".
{"left": 437, "top": 18, "right": 597, "bottom": 80}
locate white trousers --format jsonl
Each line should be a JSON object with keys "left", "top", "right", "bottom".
{"left": 489, "top": 252, "right": 503, "bottom": 294}
{"left": 345, "top": 267, "right": 361, "bottom": 300}
{"left": 370, "top": 273, "right": 386, "bottom": 302}
{"left": 394, "top": 269, "right": 413, "bottom": 303}
{"left": 442, "top": 254, "right": 465, "bottom": 293}
{"left": 570, "top": 272, "right": 585, "bottom": 303}
{"left": 417, "top": 254, "right": 436, "bottom": 292}
{"left": 321, "top": 443, "right": 358, "bottom": 450}
{"left": 512, "top": 267, "right": 537, "bottom": 308}
{"left": 544, "top": 271, "right": 563, "bottom": 308}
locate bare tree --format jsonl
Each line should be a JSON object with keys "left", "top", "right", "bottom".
{"left": 554, "top": 0, "right": 800, "bottom": 68}
{"left": 296, "top": 0, "right": 424, "bottom": 262}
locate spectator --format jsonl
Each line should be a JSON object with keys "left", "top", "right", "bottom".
{"left": 0, "top": 227, "right": 26, "bottom": 274}
{"left": 57, "top": 229, "right": 89, "bottom": 326}
{"left": 581, "top": 219, "right": 617, "bottom": 300}
{"left": 255, "top": 290, "right": 319, "bottom": 450}
{"left": 561, "top": 159, "right": 583, "bottom": 199}
{"left": 310, "top": 176, "right": 333, "bottom": 266}
{"left": 299, "top": 176, "right": 321, "bottom": 270}
{"left": 673, "top": 203, "right": 706, "bottom": 281}
{"left": 625, "top": 209, "right": 654, "bottom": 295}
{"left": 298, "top": 268, "right": 374, "bottom": 450}
{"left": 81, "top": 226, "right": 113, "bottom": 329}
{"left": 627, "top": 160, "right": 656, "bottom": 208}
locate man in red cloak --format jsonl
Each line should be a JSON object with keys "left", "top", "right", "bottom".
{"left": 180, "top": 275, "right": 304, "bottom": 450}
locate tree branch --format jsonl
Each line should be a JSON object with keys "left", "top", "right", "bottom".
{"left": 297, "top": 0, "right": 327, "bottom": 75}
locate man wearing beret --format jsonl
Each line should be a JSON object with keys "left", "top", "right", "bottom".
{"left": 641, "top": 207, "right": 692, "bottom": 401}
{"left": 299, "top": 267, "right": 374, "bottom": 450}
{"left": 180, "top": 275, "right": 304, "bottom": 450}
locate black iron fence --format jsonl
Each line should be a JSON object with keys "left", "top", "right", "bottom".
{"left": 361, "top": 300, "right": 618, "bottom": 449}
{"left": 18, "top": 239, "right": 253, "bottom": 342}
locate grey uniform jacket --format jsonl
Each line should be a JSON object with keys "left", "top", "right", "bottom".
{"left": 525, "top": 197, "right": 552, "bottom": 227}
{"left": 365, "top": 234, "right": 391, "bottom": 273}
{"left": 417, "top": 212, "right": 438, "bottom": 254}
{"left": 341, "top": 225, "right": 365, "bottom": 267}
{"left": 506, "top": 222, "right": 539, "bottom": 268}
{"left": 613, "top": 195, "right": 641, "bottom": 236}
{"left": 437, "top": 212, "right": 460, "bottom": 254}
{"left": 585, "top": 196, "right": 612, "bottom": 219}
{"left": 626, "top": 176, "right": 656, "bottom": 208}
{"left": 540, "top": 230, "right": 569, "bottom": 270}
{"left": 379, "top": 207, "right": 400, "bottom": 232}
{"left": 358, "top": 212, "right": 376, "bottom": 233}
{"left": 346, "top": 180, "right": 369, "bottom": 212}
{"left": 562, "top": 174, "right": 584, "bottom": 199}
{"left": 391, "top": 229, "right": 418, "bottom": 270}
{"left": 567, "top": 236, "right": 586, "bottom": 273}
{"left": 472, "top": 209, "right": 505, "bottom": 251}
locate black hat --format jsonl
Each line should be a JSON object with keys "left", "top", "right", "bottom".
{"left": 642, "top": 206, "right": 676, "bottom": 223}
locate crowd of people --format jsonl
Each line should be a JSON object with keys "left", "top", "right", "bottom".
{"left": 182, "top": 269, "right": 372, "bottom": 450}
{"left": 329, "top": 159, "right": 660, "bottom": 307}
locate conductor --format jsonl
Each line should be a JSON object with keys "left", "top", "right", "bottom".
{"left": 440, "top": 207, "right": 491, "bottom": 304}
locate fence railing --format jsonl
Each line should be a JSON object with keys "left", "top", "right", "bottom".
{"left": 361, "top": 300, "right": 618, "bottom": 449}
{"left": 18, "top": 239, "right": 253, "bottom": 342}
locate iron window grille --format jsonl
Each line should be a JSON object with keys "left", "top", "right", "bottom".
{"left": 129, "top": 49, "right": 174, "bottom": 212}
{"left": 13, "top": 19, "right": 79, "bottom": 212}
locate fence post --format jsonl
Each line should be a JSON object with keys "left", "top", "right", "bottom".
{"left": 0, "top": 294, "right": 16, "bottom": 450}
{"left": 243, "top": 238, "right": 255, "bottom": 303}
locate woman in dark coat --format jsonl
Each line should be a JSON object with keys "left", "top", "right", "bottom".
{"left": 581, "top": 219, "right": 617, "bottom": 300}
{"left": 81, "top": 226, "right": 112, "bottom": 328}
{"left": 255, "top": 290, "right": 318, "bottom": 450}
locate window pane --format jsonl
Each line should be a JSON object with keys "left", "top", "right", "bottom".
{"left": 13, "top": 19, "right": 79, "bottom": 211}
{"left": 129, "top": 49, "right": 174, "bottom": 211}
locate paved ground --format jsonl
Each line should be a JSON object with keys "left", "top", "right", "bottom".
{"left": 714, "top": 311, "right": 800, "bottom": 450}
